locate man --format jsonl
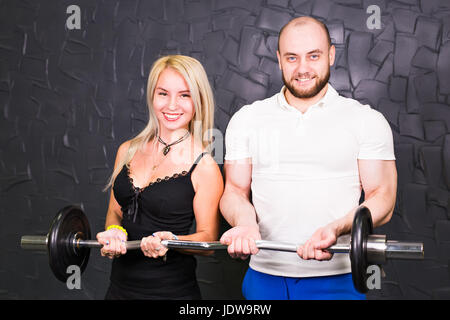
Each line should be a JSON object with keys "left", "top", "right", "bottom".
{"left": 219, "top": 16, "right": 397, "bottom": 300}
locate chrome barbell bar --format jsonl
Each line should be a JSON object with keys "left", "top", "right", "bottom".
{"left": 21, "top": 234, "right": 424, "bottom": 264}
{"left": 160, "top": 236, "right": 424, "bottom": 264}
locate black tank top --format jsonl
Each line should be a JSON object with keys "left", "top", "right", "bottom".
{"left": 109, "top": 152, "right": 208, "bottom": 299}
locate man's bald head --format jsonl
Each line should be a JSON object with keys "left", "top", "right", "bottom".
{"left": 277, "top": 17, "right": 332, "bottom": 52}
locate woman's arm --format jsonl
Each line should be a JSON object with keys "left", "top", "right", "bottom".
{"left": 176, "top": 153, "right": 224, "bottom": 256}
{"left": 97, "top": 141, "right": 130, "bottom": 258}
{"left": 103, "top": 141, "right": 131, "bottom": 228}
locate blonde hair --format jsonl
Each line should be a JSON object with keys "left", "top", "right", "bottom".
{"left": 103, "top": 55, "right": 215, "bottom": 191}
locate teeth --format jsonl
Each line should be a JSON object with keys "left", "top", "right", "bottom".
{"left": 164, "top": 113, "right": 181, "bottom": 119}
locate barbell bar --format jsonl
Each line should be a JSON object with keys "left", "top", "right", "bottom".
{"left": 21, "top": 235, "right": 423, "bottom": 262}
{"left": 20, "top": 205, "right": 424, "bottom": 293}
{"left": 20, "top": 236, "right": 402, "bottom": 255}
{"left": 159, "top": 238, "right": 424, "bottom": 261}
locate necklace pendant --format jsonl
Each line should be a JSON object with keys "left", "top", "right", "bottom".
{"left": 163, "top": 146, "right": 170, "bottom": 156}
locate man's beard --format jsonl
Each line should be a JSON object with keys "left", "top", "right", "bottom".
{"left": 282, "top": 70, "right": 330, "bottom": 99}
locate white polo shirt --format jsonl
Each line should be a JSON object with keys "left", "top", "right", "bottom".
{"left": 224, "top": 84, "right": 395, "bottom": 278}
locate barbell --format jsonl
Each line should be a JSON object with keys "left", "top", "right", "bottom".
{"left": 20, "top": 205, "right": 424, "bottom": 293}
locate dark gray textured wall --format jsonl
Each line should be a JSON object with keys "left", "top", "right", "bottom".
{"left": 0, "top": 0, "right": 449, "bottom": 300}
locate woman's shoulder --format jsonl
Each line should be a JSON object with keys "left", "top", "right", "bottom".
{"left": 191, "top": 152, "right": 223, "bottom": 192}
{"left": 115, "top": 140, "right": 134, "bottom": 165}
{"left": 193, "top": 151, "right": 222, "bottom": 177}
{"left": 118, "top": 140, "right": 132, "bottom": 151}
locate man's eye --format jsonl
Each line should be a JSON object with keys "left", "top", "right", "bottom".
{"left": 287, "top": 56, "right": 296, "bottom": 62}
{"left": 310, "top": 55, "right": 319, "bottom": 60}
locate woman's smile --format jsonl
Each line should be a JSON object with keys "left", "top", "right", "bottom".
{"left": 162, "top": 112, "right": 184, "bottom": 121}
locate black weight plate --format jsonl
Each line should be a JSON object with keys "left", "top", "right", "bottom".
{"left": 350, "top": 206, "right": 373, "bottom": 293}
{"left": 47, "top": 205, "right": 91, "bottom": 282}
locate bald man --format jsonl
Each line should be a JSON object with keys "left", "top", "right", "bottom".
{"left": 219, "top": 17, "right": 397, "bottom": 300}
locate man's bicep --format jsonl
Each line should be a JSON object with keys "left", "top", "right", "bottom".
{"left": 223, "top": 159, "right": 253, "bottom": 197}
{"left": 358, "top": 159, "right": 397, "bottom": 197}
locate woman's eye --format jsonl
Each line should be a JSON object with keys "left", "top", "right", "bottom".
{"left": 158, "top": 92, "right": 167, "bottom": 96}
{"left": 181, "top": 94, "right": 191, "bottom": 98}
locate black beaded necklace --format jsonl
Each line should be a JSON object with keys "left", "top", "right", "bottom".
{"left": 157, "top": 131, "right": 190, "bottom": 156}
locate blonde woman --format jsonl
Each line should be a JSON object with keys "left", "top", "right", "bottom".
{"left": 96, "top": 55, "right": 223, "bottom": 299}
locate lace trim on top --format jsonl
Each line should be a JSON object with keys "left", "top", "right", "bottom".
{"left": 121, "top": 152, "right": 206, "bottom": 223}
{"left": 122, "top": 164, "right": 189, "bottom": 223}
{"left": 125, "top": 163, "right": 189, "bottom": 193}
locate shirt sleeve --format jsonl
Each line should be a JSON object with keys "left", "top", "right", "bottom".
{"left": 224, "top": 107, "right": 252, "bottom": 161}
{"left": 358, "top": 108, "right": 396, "bottom": 160}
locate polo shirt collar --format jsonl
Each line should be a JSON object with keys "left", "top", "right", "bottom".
{"left": 277, "top": 83, "right": 338, "bottom": 112}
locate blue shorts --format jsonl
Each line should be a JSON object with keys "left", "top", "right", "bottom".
{"left": 242, "top": 267, "right": 366, "bottom": 300}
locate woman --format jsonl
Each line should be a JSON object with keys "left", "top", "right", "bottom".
{"left": 96, "top": 55, "right": 224, "bottom": 299}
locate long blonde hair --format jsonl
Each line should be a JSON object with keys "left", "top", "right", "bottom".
{"left": 103, "top": 55, "right": 215, "bottom": 191}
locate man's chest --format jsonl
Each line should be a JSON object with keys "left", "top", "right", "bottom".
{"left": 247, "top": 114, "right": 361, "bottom": 174}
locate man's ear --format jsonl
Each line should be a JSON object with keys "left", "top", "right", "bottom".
{"left": 329, "top": 45, "right": 336, "bottom": 66}
{"left": 276, "top": 50, "right": 282, "bottom": 70}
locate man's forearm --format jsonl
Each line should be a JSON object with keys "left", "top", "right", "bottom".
{"left": 219, "top": 191, "right": 258, "bottom": 227}
{"left": 331, "top": 188, "right": 396, "bottom": 237}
